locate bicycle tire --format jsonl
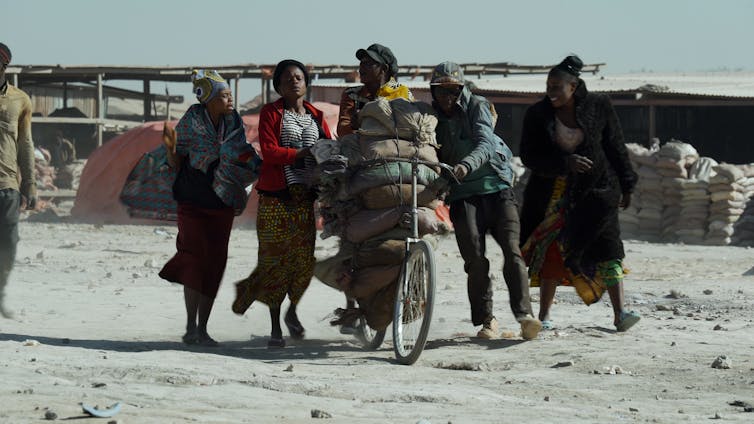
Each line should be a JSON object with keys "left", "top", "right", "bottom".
{"left": 355, "top": 316, "right": 386, "bottom": 350}
{"left": 392, "top": 239, "right": 436, "bottom": 365}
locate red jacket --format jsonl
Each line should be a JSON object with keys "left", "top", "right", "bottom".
{"left": 255, "top": 98, "right": 333, "bottom": 192}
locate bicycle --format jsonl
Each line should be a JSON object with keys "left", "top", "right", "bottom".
{"left": 353, "top": 156, "right": 456, "bottom": 365}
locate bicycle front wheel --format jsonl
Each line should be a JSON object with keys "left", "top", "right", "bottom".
{"left": 392, "top": 239, "right": 436, "bottom": 365}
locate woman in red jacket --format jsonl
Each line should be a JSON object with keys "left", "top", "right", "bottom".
{"left": 233, "top": 59, "right": 332, "bottom": 348}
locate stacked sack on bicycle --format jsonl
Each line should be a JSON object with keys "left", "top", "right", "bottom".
{"left": 311, "top": 97, "right": 450, "bottom": 331}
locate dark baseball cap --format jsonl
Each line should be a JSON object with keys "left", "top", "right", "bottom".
{"left": 356, "top": 43, "right": 398, "bottom": 77}
{"left": 430, "top": 61, "right": 466, "bottom": 86}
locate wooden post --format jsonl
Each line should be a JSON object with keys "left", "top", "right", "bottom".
{"left": 648, "top": 104, "right": 656, "bottom": 142}
{"left": 11, "top": 73, "right": 18, "bottom": 86}
{"left": 63, "top": 81, "right": 69, "bottom": 108}
{"left": 143, "top": 79, "right": 151, "bottom": 122}
{"left": 96, "top": 74, "right": 103, "bottom": 147}
{"left": 234, "top": 75, "right": 240, "bottom": 110}
{"left": 261, "top": 78, "right": 267, "bottom": 105}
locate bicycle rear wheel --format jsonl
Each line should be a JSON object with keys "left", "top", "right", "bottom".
{"left": 392, "top": 239, "right": 436, "bottom": 365}
{"left": 355, "top": 317, "right": 386, "bottom": 350}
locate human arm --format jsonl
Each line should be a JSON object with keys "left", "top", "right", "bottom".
{"left": 456, "top": 96, "right": 498, "bottom": 174}
{"left": 336, "top": 89, "right": 356, "bottom": 138}
{"left": 257, "top": 104, "right": 299, "bottom": 165}
{"left": 162, "top": 122, "right": 182, "bottom": 169}
{"left": 17, "top": 96, "right": 36, "bottom": 209}
{"left": 599, "top": 95, "right": 637, "bottom": 204}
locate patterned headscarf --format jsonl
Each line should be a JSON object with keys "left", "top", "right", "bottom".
{"left": 191, "top": 69, "right": 229, "bottom": 104}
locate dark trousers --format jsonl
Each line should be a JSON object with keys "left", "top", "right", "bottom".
{"left": 449, "top": 189, "right": 533, "bottom": 325}
{"left": 0, "top": 189, "right": 21, "bottom": 296}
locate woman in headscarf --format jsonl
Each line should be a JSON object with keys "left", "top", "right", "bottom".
{"left": 232, "top": 59, "right": 333, "bottom": 348}
{"left": 154, "top": 69, "right": 260, "bottom": 346}
{"left": 519, "top": 55, "right": 641, "bottom": 332}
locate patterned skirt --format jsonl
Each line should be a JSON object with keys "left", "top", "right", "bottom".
{"left": 521, "top": 176, "right": 625, "bottom": 305}
{"left": 233, "top": 185, "right": 316, "bottom": 311}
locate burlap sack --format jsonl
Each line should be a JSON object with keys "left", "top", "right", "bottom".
{"left": 359, "top": 184, "right": 439, "bottom": 209}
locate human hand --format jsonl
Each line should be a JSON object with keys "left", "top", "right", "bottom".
{"left": 295, "top": 146, "right": 312, "bottom": 160}
{"left": 567, "top": 154, "right": 593, "bottom": 174}
{"left": 21, "top": 194, "right": 37, "bottom": 210}
{"left": 453, "top": 164, "right": 469, "bottom": 181}
{"left": 620, "top": 192, "right": 631, "bottom": 209}
{"left": 162, "top": 122, "right": 177, "bottom": 153}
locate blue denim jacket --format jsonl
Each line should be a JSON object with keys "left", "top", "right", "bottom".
{"left": 452, "top": 86, "right": 514, "bottom": 187}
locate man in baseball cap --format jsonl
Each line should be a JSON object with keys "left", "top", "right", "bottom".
{"left": 430, "top": 61, "right": 542, "bottom": 341}
{"left": 336, "top": 43, "right": 412, "bottom": 137}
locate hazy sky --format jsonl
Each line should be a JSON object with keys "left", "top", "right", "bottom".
{"left": 3, "top": 0, "right": 753, "bottom": 100}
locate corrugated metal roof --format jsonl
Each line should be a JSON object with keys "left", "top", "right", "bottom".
{"left": 312, "top": 72, "right": 754, "bottom": 99}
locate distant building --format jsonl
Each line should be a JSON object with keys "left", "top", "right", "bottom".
{"left": 310, "top": 72, "right": 754, "bottom": 164}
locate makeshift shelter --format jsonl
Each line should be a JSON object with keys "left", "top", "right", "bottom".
{"left": 71, "top": 102, "right": 339, "bottom": 225}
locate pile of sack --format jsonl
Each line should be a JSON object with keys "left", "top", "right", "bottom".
{"left": 622, "top": 143, "right": 662, "bottom": 241}
{"left": 706, "top": 163, "right": 754, "bottom": 245}
{"left": 312, "top": 97, "right": 449, "bottom": 331}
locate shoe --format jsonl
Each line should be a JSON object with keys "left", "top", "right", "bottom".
{"left": 518, "top": 315, "right": 543, "bottom": 340}
{"left": 476, "top": 317, "right": 500, "bottom": 339}
{"left": 615, "top": 310, "right": 640, "bottom": 332}
{"left": 541, "top": 320, "right": 554, "bottom": 331}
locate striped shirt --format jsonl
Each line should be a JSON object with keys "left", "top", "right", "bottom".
{"left": 281, "top": 110, "right": 318, "bottom": 186}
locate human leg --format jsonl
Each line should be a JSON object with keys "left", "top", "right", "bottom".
{"left": 268, "top": 305, "right": 285, "bottom": 348}
{"left": 182, "top": 286, "right": 199, "bottom": 344}
{"left": 0, "top": 189, "right": 21, "bottom": 319}
{"left": 449, "top": 198, "right": 497, "bottom": 338}
{"left": 285, "top": 302, "right": 305, "bottom": 340}
{"left": 538, "top": 279, "right": 558, "bottom": 325}
{"left": 196, "top": 293, "right": 218, "bottom": 346}
{"left": 488, "top": 191, "right": 536, "bottom": 316}
{"left": 608, "top": 280, "right": 640, "bottom": 332}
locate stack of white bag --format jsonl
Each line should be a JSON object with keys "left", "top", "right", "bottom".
{"left": 730, "top": 164, "right": 754, "bottom": 246}
{"left": 311, "top": 97, "right": 449, "bottom": 331}
{"left": 705, "top": 163, "right": 753, "bottom": 245}
{"left": 654, "top": 142, "right": 699, "bottom": 242}
{"left": 620, "top": 143, "right": 649, "bottom": 239}
{"left": 625, "top": 143, "right": 663, "bottom": 241}
{"left": 675, "top": 157, "right": 717, "bottom": 244}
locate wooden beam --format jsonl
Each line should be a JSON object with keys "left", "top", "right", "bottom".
{"left": 31, "top": 116, "right": 144, "bottom": 128}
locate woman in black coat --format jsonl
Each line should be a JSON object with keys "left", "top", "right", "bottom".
{"left": 519, "top": 55, "right": 640, "bottom": 332}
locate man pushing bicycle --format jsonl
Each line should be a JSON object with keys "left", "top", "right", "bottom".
{"left": 429, "top": 62, "right": 541, "bottom": 341}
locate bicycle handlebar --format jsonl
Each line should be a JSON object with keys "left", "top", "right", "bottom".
{"left": 371, "top": 156, "right": 461, "bottom": 184}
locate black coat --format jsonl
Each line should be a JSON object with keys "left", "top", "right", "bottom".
{"left": 519, "top": 84, "right": 637, "bottom": 266}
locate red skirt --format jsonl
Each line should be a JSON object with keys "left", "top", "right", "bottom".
{"left": 159, "top": 203, "right": 234, "bottom": 298}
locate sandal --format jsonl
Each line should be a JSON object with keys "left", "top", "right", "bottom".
{"left": 267, "top": 338, "right": 286, "bottom": 349}
{"left": 615, "top": 311, "right": 640, "bottom": 332}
